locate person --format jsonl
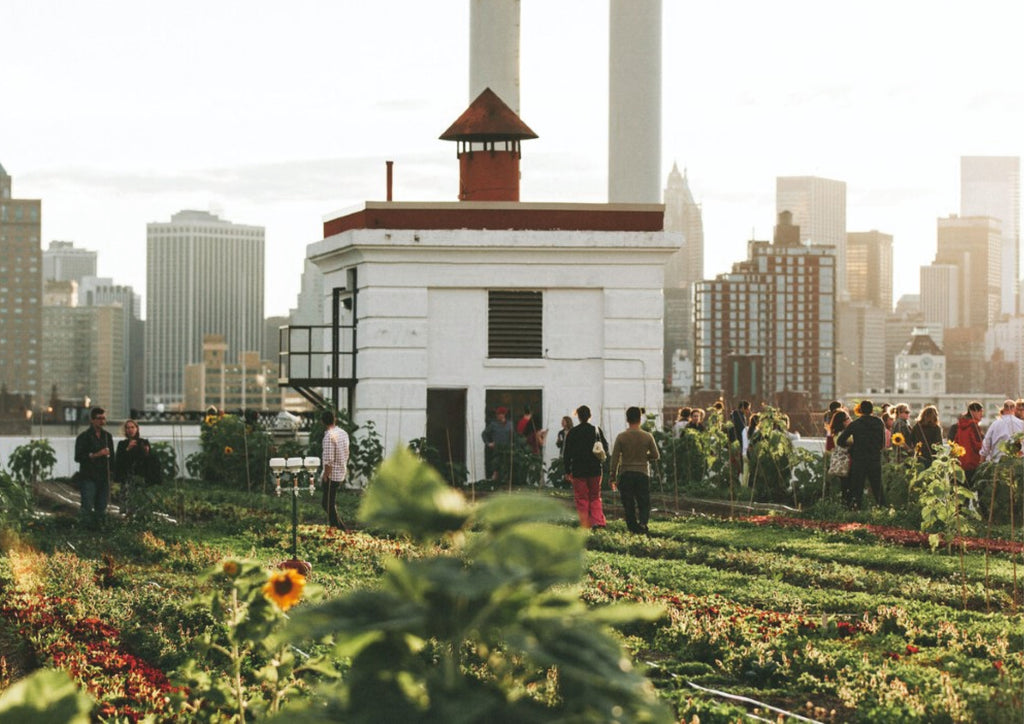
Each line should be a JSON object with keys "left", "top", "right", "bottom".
{"left": 562, "top": 405, "right": 608, "bottom": 529}
{"left": 823, "top": 401, "right": 843, "bottom": 449}
{"left": 687, "top": 408, "right": 706, "bottom": 433}
{"left": 320, "top": 410, "right": 350, "bottom": 529}
{"left": 114, "top": 419, "right": 151, "bottom": 517}
{"left": 980, "top": 399, "right": 1024, "bottom": 463}
{"left": 672, "top": 408, "right": 691, "bottom": 438}
{"left": 892, "top": 404, "right": 912, "bottom": 440}
{"left": 951, "top": 401, "right": 985, "bottom": 485}
{"left": 516, "top": 406, "right": 546, "bottom": 455}
{"left": 609, "top": 406, "right": 660, "bottom": 535}
{"left": 482, "top": 406, "right": 515, "bottom": 481}
{"left": 909, "top": 405, "right": 943, "bottom": 468}
{"left": 555, "top": 415, "right": 574, "bottom": 452}
{"left": 836, "top": 399, "right": 886, "bottom": 508}
{"left": 826, "top": 410, "right": 853, "bottom": 505}
{"left": 728, "top": 400, "right": 750, "bottom": 484}
{"left": 742, "top": 413, "right": 760, "bottom": 459}
{"left": 74, "top": 406, "right": 115, "bottom": 527}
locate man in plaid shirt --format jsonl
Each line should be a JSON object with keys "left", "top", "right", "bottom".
{"left": 321, "top": 410, "right": 350, "bottom": 528}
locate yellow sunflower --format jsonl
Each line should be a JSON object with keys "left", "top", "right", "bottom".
{"left": 853, "top": 402, "right": 863, "bottom": 416}
{"left": 224, "top": 446, "right": 234, "bottom": 455}
{"left": 950, "top": 441, "right": 966, "bottom": 458}
{"left": 891, "top": 432, "right": 905, "bottom": 446}
{"left": 204, "top": 414, "right": 218, "bottom": 427}
{"left": 263, "top": 569, "right": 306, "bottom": 611}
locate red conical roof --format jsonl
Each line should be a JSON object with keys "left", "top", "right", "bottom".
{"left": 439, "top": 87, "right": 538, "bottom": 142}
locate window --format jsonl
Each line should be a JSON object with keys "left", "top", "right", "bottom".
{"left": 488, "top": 291, "right": 542, "bottom": 358}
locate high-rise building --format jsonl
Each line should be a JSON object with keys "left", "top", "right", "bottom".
{"left": 41, "top": 281, "right": 126, "bottom": 416}
{"left": 960, "top": 156, "right": 1020, "bottom": 315}
{"left": 694, "top": 211, "right": 835, "bottom": 407}
{"left": 836, "top": 302, "right": 886, "bottom": 397}
{"left": 184, "top": 334, "right": 280, "bottom": 412}
{"left": 145, "top": 210, "right": 265, "bottom": 409}
{"left": 920, "top": 264, "right": 960, "bottom": 329}
{"left": 776, "top": 176, "right": 847, "bottom": 299}
{"left": 42, "top": 240, "right": 97, "bottom": 282}
{"left": 662, "top": 163, "right": 703, "bottom": 384}
{"left": 935, "top": 215, "right": 1001, "bottom": 330}
{"left": 846, "top": 230, "right": 892, "bottom": 313}
{"left": 0, "top": 163, "right": 42, "bottom": 404}
{"left": 79, "top": 277, "right": 144, "bottom": 413}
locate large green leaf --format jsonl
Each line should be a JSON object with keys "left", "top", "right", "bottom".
{"left": 0, "top": 669, "right": 93, "bottom": 724}
{"left": 359, "top": 447, "right": 471, "bottom": 540}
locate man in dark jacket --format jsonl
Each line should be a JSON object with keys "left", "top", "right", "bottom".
{"left": 74, "top": 406, "right": 115, "bottom": 527}
{"left": 836, "top": 399, "right": 885, "bottom": 508}
{"left": 562, "top": 405, "right": 608, "bottom": 529}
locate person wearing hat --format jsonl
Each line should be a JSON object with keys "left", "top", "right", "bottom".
{"left": 835, "top": 399, "right": 886, "bottom": 508}
{"left": 481, "top": 406, "right": 515, "bottom": 482}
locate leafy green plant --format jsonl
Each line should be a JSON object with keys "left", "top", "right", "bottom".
{"left": 408, "top": 436, "right": 469, "bottom": 487}
{"left": 279, "top": 448, "right": 673, "bottom": 722}
{"left": 193, "top": 413, "right": 273, "bottom": 491}
{"left": 173, "top": 559, "right": 338, "bottom": 722}
{"left": 149, "top": 442, "right": 179, "bottom": 483}
{"left": 0, "top": 468, "right": 32, "bottom": 529}
{"left": 7, "top": 439, "right": 57, "bottom": 483}
{"left": 746, "top": 407, "right": 794, "bottom": 503}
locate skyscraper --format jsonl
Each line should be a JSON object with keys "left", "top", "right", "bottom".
{"left": 0, "top": 163, "right": 42, "bottom": 403}
{"left": 846, "top": 230, "right": 893, "bottom": 313}
{"left": 662, "top": 163, "right": 703, "bottom": 382}
{"left": 960, "top": 156, "right": 1020, "bottom": 315}
{"left": 145, "top": 210, "right": 265, "bottom": 409}
{"left": 42, "top": 240, "right": 97, "bottom": 283}
{"left": 776, "top": 176, "right": 847, "bottom": 298}
{"left": 935, "top": 215, "right": 1001, "bottom": 330}
{"left": 694, "top": 212, "right": 835, "bottom": 407}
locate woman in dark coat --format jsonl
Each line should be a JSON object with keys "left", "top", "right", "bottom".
{"left": 114, "top": 419, "right": 151, "bottom": 516}
{"left": 909, "top": 405, "right": 943, "bottom": 468}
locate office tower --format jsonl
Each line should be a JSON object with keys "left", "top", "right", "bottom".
{"left": 42, "top": 240, "right": 97, "bottom": 282}
{"left": 920, "top": 264, "right": 960, "bottom": 329}
{"left": 184, "top": 334, "right": 280, "bottom": 412}
{"left": 41, "top": 281, "right": 126, "bottom": 416}
{"left": 79, "top": 277, "right": 144, "bottom": 413}
{"left": 935, "top": 215, "right": 1001, "bottom": 330}
{"left": 776, "top": 176, "right": 847, "bottom": 298}
{"left": 846, "top": 230, "right": 893, "bottom": 312}
{"left": 694, "top": 211, "right": 835, "bottom": 407}
{"left": 0, "top": 163, "right": 42, "bottom": 404}
{"left": 836, "top": 302, "right": 886, "bottom": 397}
{"left": 145, "top": 210, "right": 265, "bottom": 409}
{"left": 663, "top": 163, "right": 704, "bottom": 383}
{"left": 961, "top": 156, "right": 1020, "bottom": 315}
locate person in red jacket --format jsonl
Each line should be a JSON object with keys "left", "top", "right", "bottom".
{"left": 952, "top": 401, "right": 985, "bottom": 485}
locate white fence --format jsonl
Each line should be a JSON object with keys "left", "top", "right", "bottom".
{"left": 1, "top": 425, "right": 202, "bottom": 478}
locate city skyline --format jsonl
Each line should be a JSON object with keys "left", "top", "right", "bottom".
{"left": 2, "top": 1, "right": 1022, "bottom": 317}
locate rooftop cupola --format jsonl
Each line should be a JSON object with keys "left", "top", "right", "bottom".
{"left": 439, "top": 87, "right": 538, "bottom": 201}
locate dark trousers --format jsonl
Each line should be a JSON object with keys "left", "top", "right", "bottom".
{"left": 847, "top": 457, "right": 884, "bottom": 508}
{"left": 80, "top": 476, "right": 110, "bottom": 525}
{"left": 618, "top": 471, "right": 651, "bottom": 533}
{"left": 321, "top": 479, "right": 342, "bottom": 527}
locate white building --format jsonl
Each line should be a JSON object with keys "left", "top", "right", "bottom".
{"left": 301, "top": 91, "right": 675, "bottom": 478}
{"left": 895, "top": 329, "right": 946, "bottom": 396}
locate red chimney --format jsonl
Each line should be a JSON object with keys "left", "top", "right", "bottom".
{"left": 439, "top": 87, "right": 538, "bottom": 201}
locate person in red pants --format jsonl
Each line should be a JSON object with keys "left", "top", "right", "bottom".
{"left": 562, "top": 405, "right": 608, "bottom": 529}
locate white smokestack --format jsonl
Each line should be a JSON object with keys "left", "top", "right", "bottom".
{"left": 608, "top": 0, "right": 662, "bottom": 203}
{"left": 469, "top": 0, "right": 521, "bottom": 114}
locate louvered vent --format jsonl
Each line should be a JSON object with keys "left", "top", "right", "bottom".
{"left": 488, "top": 290, "right": 542, "bottom": 358}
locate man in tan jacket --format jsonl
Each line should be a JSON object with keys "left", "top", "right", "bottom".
{"left": 609, "top": 406, "right": 660, "bottom": 535}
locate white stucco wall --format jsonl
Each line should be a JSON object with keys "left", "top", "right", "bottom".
{"left": 307, "top": 223, "right": 676, "bottom": 474}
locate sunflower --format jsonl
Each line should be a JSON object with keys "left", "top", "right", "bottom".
{"left": 204, "top": 414, "right": 218, "bottom": 427}
{"left": 222, "top": 560, "right": 240, "bottom": 577}
{"left": 891, "top": 432, "right": 906, "bottom": 446}
{"left": 853, "top": 402, "right": 863, "bottom": 416}
{"left": 263, "top": 569, "right": 306, "bottom": 611}
{"left": 950, "top": 441, "right": 966, "bottom": 458}
{"left": 224, "top": 446, "right": 234, "bottom": 455}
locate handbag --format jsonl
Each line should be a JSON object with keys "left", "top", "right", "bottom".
{"left": 828, "top": 445, "right": 851, "bottom": 476}
{"left": 592, "top": 427, "right": 607, "bottom": 462}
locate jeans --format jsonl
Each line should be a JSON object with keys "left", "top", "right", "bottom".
{"left": 570, "top": 475, "right": 606, "bottom": 528}
{"left": 80, "top": 476, "right": 110, "bottom": 525}
{"left": 321, "top": 479, "right": 343, "bottom": 528}
{"left": 618, "top": 471, "right": 651, "bottom": 533}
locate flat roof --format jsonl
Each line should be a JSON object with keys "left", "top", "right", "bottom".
{"left": 322, "top": 201, "right": 665, "bottom": 237}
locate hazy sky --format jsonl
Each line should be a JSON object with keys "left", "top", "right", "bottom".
{"left": 3, "top": 1, "right": 1021, "bottom": 318}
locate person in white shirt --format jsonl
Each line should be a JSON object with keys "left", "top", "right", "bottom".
{"left": 979, "top": 400, "right": 1024, "bottom": 463}
{"left": 320, "top": 410, "right": 350, "bottom": 528}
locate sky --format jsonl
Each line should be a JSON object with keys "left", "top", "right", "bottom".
{"left": 2, "top": 0, "right": 1022, "bottom": 318}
